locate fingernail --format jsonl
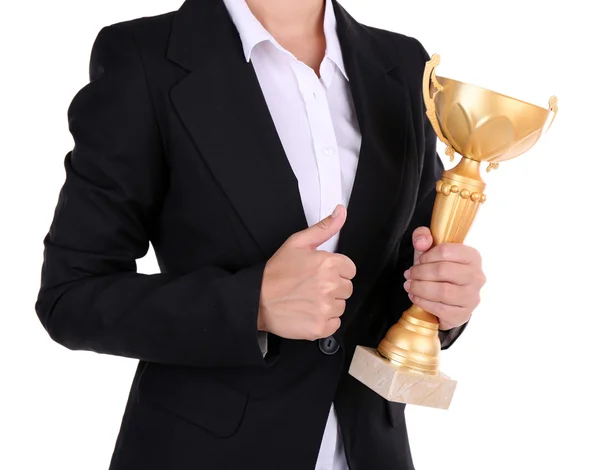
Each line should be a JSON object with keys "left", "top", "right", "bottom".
{"left": 414, "top": 236, "right": 426, "bottom": 244}
{"left": 408, "top": 293, "right": 415, "bottom": 301}
{"left": 403, "top": 280, "right": 411, "bottom": 292}
{"left": 404, "top": 269, "right": 410, "bottom": 279}
{"left": 331, "top": 205, "right": 340, "bottom": 218}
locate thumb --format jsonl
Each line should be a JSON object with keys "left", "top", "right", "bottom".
{"left": 412, "top": 226, "right": 433, "bottom": 265}
{"left": 290, "top": 205, "right": 347, "bottom": 250}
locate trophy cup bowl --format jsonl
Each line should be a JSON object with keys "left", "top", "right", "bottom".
{"left": 348, "top": 54, "right": 557, "bottom": 409}
{"left": 432, "top": 76, "right": 557, "bottom": 165}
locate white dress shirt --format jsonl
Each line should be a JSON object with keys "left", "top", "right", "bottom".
{"left": 222, "top": 0, "right": 361, "bottom": 469}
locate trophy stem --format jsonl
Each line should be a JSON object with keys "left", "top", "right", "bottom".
{"left": 378, "top": 305, "right": 441, "bottom": 374}
{"left": 377, "top": 157, "right": 487, "bottom": 376}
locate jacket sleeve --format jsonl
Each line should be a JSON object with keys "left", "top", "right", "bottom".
{"left": 35, "top": 25, "right": 269, "bottom": 368}
{"left": 392, "top": 39, "right": 468, "bottom": 350}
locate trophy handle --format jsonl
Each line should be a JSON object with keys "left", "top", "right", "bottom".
{"left": 423, "top": 54, "right": 456, "bottom": 161}
{"left": 543, "top": 95, "right": 559, "bottom": 133}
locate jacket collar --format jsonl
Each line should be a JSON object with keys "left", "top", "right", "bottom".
{"left": 167, "top": 0, "right": 397, "bottom": 76}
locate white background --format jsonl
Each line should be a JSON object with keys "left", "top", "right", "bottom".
{"left": 1, "top": 0, "right": 598, "bottom": 469}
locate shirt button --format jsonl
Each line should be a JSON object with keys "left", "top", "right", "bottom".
{"left": 322, "top": 147, "right": 334, "bottom": 156}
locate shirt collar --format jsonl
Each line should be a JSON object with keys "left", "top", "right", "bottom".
{"left": 222, "top": 0, "right": 349, "bottom": 81}
{"left": 322, "top": 0, "right": 348, "bottom": 81}
{"left": 222, "top": 0, "right": 273, "bottom": 60}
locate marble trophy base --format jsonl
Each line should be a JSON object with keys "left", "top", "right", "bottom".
{"left": 349, "top": 346, "right": 457, "bottom": 410}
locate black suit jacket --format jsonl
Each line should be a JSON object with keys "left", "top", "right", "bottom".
{"left": 36, "top": 1, "right": 466, "bottom": 468}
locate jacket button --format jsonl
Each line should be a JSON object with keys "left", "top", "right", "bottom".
{"left": 318, "top": 336, "right": 340, "bottom": 355}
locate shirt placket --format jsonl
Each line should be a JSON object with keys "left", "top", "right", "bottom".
{"left": 291, "top": 60, "right": 343, "bottom": 253}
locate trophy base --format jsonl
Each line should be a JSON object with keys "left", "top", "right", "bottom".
{"left": 348, "top": 346, "right": 457, "bottom": 410}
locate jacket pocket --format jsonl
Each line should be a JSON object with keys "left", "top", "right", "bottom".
{"left": 137, "top": 362, "right": 248, "bottom": 438}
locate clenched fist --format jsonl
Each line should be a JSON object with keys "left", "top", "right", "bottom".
{"left": 258, "top": 205, "right": 356, "bottom": 341}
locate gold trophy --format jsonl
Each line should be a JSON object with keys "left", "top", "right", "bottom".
{"left": 349, "top": 54, "right": 558, "bottom": 409}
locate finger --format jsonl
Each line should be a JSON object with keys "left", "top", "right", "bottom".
{"left": 289, "top": 205, "right": 347, "bottom": 250}
{"left": 323, "top": 317, "right": 342, "bottom": 338}
{"left": 329, "top": 298, "right": 347, "bottom": 317}
{"left": 417, "top": 243, "right": 481, "bottom": 266}
{"left": 404, "top": 280, "right": 466, "bottom": 306}
{"left": 409, "top": 294, "right": 470, "bottom": 329}
{"left": 333, "top": 279, "right": 353, "bottom": 300}
{"left": 404, "top": 262, "right": 474, "bottom": 286}
{"left": 412, "top": 226, "right": 433, "bottom": 265}
{"left": 329, "top": 253, "right": 357, "bottom": 279}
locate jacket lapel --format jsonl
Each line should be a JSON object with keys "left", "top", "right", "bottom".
{"left": 334, "top": 4, "right": 420, "bottom": 272}
{"left": 332, "top": 3, "right": 421, "bottom": 332}
{"left": 167, "top": 0, "right": 308, "bottom": 258}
